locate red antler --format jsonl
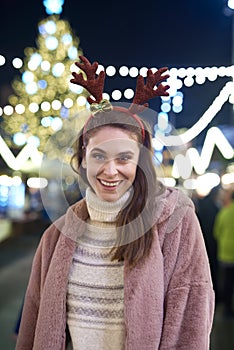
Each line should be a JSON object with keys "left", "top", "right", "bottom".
{"left": 130, "top": 67, "right": 170, "bottom": 112}
{"left": 70, "top": 55, "right": 105, "bottom": 104}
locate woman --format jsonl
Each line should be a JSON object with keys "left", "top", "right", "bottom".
{"left": 16, "top": 57, "right": 214, "bottom": 349}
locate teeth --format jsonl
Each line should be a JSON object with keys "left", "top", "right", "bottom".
{"left": 100, "top": 180, "right": 119, "bottom": 187}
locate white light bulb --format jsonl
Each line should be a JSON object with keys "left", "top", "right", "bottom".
{"left": 4, "top": 105, "right": 14, "bottom": 115}
{"left": 15, "top": 104, "right": 25, "bottom": 114}
{"left": 64, "top": 98, "right": 73, "bottom": 108}
{"left": 119, "top": 66, "right": 129, "bottom": 76}
{"left": 106, "top": 66, "right": 116, "bottom": 76}
{"left": 124, "top": 88, "right": 134, "bottom": 99}
{"left": 0, "top": 54, "right": 6, "bottom": 66}
{"left": 12, "top": 57, "right": 23, "bottom": 69}
{"left": 112, "top": 90, "right": 122, "bottom": 100}
{"left": 77, "top": 96, "right": 86, "bottom": 106}
{"left": 41, "top": 101, "right": 51, "bottom": 112}
{"left": 29, "top": 103, "right": 39, "bottom": 113}
{"left": 52, "top": 100, "right": 62, "bottom": 110}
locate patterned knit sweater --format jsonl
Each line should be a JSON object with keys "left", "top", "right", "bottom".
{"left": 66, "top": 187, "right": 131, "bottom": 350}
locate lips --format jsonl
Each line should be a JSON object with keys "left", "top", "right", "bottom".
{"left": 99, "top": 179, "right": 121, "bottom": 187}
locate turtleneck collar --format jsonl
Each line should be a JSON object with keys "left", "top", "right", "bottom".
{"left": 86, "top": 187, "right": 132, "bottom": 222}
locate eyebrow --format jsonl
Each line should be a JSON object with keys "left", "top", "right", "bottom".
{"left": 90, "top": 148, "right": 106, "bottom": 154}
{"left": 90, "top": 148, "right": 135, "bottom": 156}
{"left": 117, "top": 151, "right": 135, "bottom": 156}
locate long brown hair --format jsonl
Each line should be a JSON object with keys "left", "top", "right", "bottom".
{"left": 71, "top": 109, "right": 164, "bottom": 267}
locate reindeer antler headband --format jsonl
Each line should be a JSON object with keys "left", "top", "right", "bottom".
{"left": 70, "top": 55, "right": 170, "bottom": 141}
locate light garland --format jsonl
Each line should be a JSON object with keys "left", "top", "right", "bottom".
{"left": 0, "top": 135, "right": 43, "bottom": 170}
{"left": 1, "top": 59, "right": 234, "bottom": 108}
{"left": 160, "top": 81, "right": 234, "bottom": 147}
{"left": 172, "top": 127, "right": 234, "bottom": 179}
{"left": 0, "top": 16, "right": 233, "bottom": 177}
{"left": 0, "top": 63, "right": 233, "bottom": 114}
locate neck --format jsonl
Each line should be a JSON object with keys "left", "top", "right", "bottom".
{"left": 86, "top": 187, "right": 132, "bottom": 222}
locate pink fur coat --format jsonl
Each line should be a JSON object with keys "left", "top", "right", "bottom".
{"left": 16, "top": 187, "right": 214, "bottom": 349}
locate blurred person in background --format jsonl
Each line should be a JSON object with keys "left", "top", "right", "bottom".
{"left": 197, "top": 186, "right": 221, "bottom": 302}
{"left": 214, "top": 190, "right": 234, "bottom": 318}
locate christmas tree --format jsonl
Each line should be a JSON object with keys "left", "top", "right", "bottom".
{"left": 2, "top": 0, "right": 89, "bottom": 151}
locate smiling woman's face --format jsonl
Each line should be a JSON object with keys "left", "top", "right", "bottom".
{"left": 82, "top": 126, "right": 140, "bottom": 202}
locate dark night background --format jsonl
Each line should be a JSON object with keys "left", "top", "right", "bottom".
{"left": 0, "top": 0, "right": 233, "bottom": 140}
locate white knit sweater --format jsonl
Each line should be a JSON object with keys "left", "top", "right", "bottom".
{"left": 66, "top": 188, "right": 131, "bottom": 350}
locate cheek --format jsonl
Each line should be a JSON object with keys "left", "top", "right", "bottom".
{"left": 86, "top": 162, "right": 98, "bottom": 176}
{"left": 124, "top": 163, "right": 138, "bottom": 180}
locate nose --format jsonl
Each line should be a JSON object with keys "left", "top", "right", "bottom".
{"left": 102, "top": 159, "right": 118, "bottom": 177}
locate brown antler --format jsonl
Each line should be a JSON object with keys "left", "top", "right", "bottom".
{"left": 130, "top": 67, "right": 170, "bottom": 112}
{"left": 70, "top": 55, "right": 105, "bottom": 104}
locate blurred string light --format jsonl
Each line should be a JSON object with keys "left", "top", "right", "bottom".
{"left": 162, "top": 80, "right": 234, "bottom": 146}
{"left": 172, "top": 127, "right": 234, "bottom": 179}
{"left": 222, "top": 172, "right": 234, "bottom": 185}
{"left": 183, "top": 173, "right": 220, "bottom": 196}
{"left": 228, "top": 0, "right": 234, "bottom": 10}
{"left": 123, "top": 88, "right": 134, "bottom": 99}
{"left": 220, "top": 163, "right": 234, "bottom": 187}
{"left": 129, "top": 67, "right": 139, "bottom": 77}
{"left": 157, "top": 112, "right": 169, "bottom": 132}
{"left": 0, "top": 61, "right": 233, "bottom": 111}
{"left": 223, "top": 1, "right": 234, "bottom": 15}
{"left": 22, "top": 71, "right": 34, "bottom": 83}
{"left": 43, "top": 0, "right": 64, "bottom": 15}
{"left": 106, "top": 66, "right": 116, "bottom": 76}
{"left": 52, "top": 62, "right": 65, "bottom": 76}
{"left": 28, "top": 53, "right": 42, "bottom": 70}
{"left": 12, "top": 58, "right": 23, "bottom": 69}
{"left": 1, "top": 55, "right": 234, "bottom": 81}
{"left": 0, "top": 55, "right": 6, "bottom": 66}
{"left": 1, "top": 53, "right": 234, "bottom": 104}
{"left": 96, "top": 64, "right": 104, "bottom": 75}
{"left": 0, "top": 135, "right": 42, "bottom": 170}
{"left": 15, "top": 104, "right": 25, "bottom": 114}
{"left": 158, "top": 177, "right": 176, "bottom": 187}
{"left": 13, "top": 132, "right": 27, "bottom": 146}
{"left": 112, "top": 90, "right": 122, "bottom": 100}
{"left": 41, "top": 101, "right": 50, "bottom": 111}
{"left": 45, "top": 36, "right": 59, "bottom": 50}
{"left": 27, "top": 177, "right": 48, "bottom": 189}
{"left": 77, "top": 95, "right": 86, "bottom": 106}
{"left": 51, "top": 99, "right": 62, "bottom": 110}
{"left": 41, "top": 60, "right": 50, "bottom": 71}
{"left": 119, "top": 66, "right": 128, "bottom": 76}
{"left": 0, "top": 175, "right": 22, "bottom": 186}
{"left": 29, "top": 102, "right": 39, "bottom": 113}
